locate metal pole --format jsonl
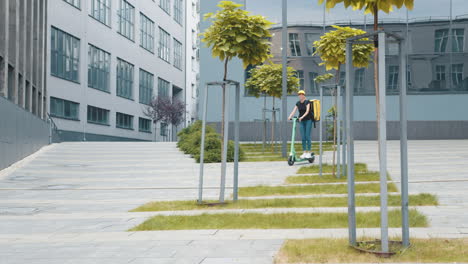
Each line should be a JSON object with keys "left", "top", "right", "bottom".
{"left": 342, "top": 86, "right": 347, "bottom": 177}
{"left": 345, "top": 41, "right": 356, "bottom": 246}
{"left": 198, "top": 84, "right": 209, "bottom": 204}
{"left": 336, "top": 85, "right": 341, "bottom": 179}
{"left": 378, "top": 32, "right": 389, "bottom": 253}
{"left": 281, "top": 0, "right": 288, "bottom": 158}
{"left": 319, "top": 86, "right": 323, "bottom": 178}
{"left": 220, "top": 82, "right": 230, "bottom": 203}
{"left": 399, "top": 39, "right": 410, "bottom": 247}
{"left": 233, "top": 83, "right": 240, "bottom": 201}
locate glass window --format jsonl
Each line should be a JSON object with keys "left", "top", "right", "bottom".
{"left": 174, "top": 0, "right": 183, "bottom": 24}
{"left": 117, "top": 0, "right": 135, "bottom": 41}
{"left": 160, "top": 122, "right": 168, "bottom": 136}
{"left": 63, "top": 0, "right": 80, "bottom": 9}
{"left": 173, "top": 38, "right": 183, "bottom": 70}
{"left": 435, "top": 29, "right": 449, "bottom": 53}
{"left": 436, "top": 65, "right": 446, "bottom": 81}
{"left": 289, "top": 33, "right": 301, "bottom": 56}
{"left": 387, "top": 65, "right": 399, "bottom": 92}
{"left": 354, "top": 68, "right": 365, "bottom": 93}
{"left": 139, "top": 69, "right": 154, "bottom": 105}
{"left": 116, "top": 58, "right": 134, "bottom": 99}
{"left": 50, "top": 27, "right": 80, "bottom": 83}
{"left": 304, "top": 33, "right": 318, "bottom": 56}
{"left": 140, "top": 13, "right": 155, "bottom": 53}
{"left": 452, "top": 64, "right": 464, "bottom": 87}
{"left": 139, "top": 117, "right": 152, "bottom": 133}
{"left": 158, "top": 27, "right": 171, "bottom": 62}
{"left": 297, "top": 70, "right": 304, "bottom": 90}
{"left": 452, "top": 29, "right": 465, "bottom": 52}
{"left": 87, "top": 105, "right": 109, "bottom": 125}
{"left": 160, "top": 0, "right": 171, "bottom": 14}
{"left": 158, "top": 77, "right": 170, "bottom": 97}
{"left": 88, "top": 44, "right": 111, "bottom": 92}
{"left": 90, "top": 0, "right": 111, "bottom": 26}
{"left": 116, "top": 112, "right": 134, "bottom": 129}
{"left": 308, "top": 72, "right": 318, "bottom": 95}
{"left": 50, "top": 97, "right": 79, "bottom": 120}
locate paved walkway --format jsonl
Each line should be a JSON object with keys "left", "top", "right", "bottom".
{"left": 1, "top": 141, "right": 467, "bottom": 264}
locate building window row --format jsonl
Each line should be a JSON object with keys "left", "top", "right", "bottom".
{"left": 160, "top": 0, "right": 171, "bottom": 15}
{"left": 158, "top": 77, "right": 170, "bottom": 97}
{"left": 159, "top": 27, "right": 171, "bottom": 62}
{"left": 88, "top": 44, "right": 111, "bottom": 92}
{"left": 140, "top": 13, "right": 155, "bottom": 53}
{"left": 116, "top": 112, "right": 134, "bottom": 129}
{"left": 87, "top": 105, "right": 110, "bottom": 125}
{"left": 89, "top": 0, "right": 111, "bottom": 26}
{"left": 51, "top": 27, "right": 80, "bottom": 83}
{"left": 116, "top": 58, "right": 134, "bottom": 100}
{"left": 174, "top": 0, "right": 183, "bottom": 24}
{"left": 63, "top": 0, "right": 81, "bottom": 9}
{"left": 434, "top": 28, "right": 465, "bottom": 53}
{"left": 139, "top": 117, "right": 152, "bottom": 133}
{"left": 173, "top": 38, "right": 183, "bottom": 70}
{"left": 139, "top": 69, "right": 154, "bottom": 105}
{"left": 50, "top": 97, "right": 80, "bottom": 120}
{"left": 117, "top": 0, "right": 135, "bottom": 41}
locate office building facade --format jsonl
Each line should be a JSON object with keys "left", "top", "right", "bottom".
{"left": 48, "top": 0, "right": 194, "bottom": 141}
{"left": 200, "top": 0, "right": 468, "bottom": 140}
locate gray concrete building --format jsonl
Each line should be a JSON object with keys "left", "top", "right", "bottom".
{"left": 0, "top": 0, "right": 50, "bottom": 170}
{"left": 200, "top": 1, "right": 468, "bottom": 140}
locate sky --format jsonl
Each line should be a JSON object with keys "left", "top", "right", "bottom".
{"left": 244, "top": 0, "right": 468, "bottom": 25}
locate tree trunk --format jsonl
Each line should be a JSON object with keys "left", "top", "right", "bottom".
{"left": 271, "top": 98, "right": 276, "bottom": 152}
{"left": 221, "top": 58, "right": 229, "bottom": 155}
{"left": 332, "top": 65, "right": 341, "bottom": 178}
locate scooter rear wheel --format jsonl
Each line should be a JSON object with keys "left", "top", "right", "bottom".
{"left": 308, "top": 156, "right": 315, "bottom": 163}
{"left": 288, "top": 156, "right": 295, "bottom": 166}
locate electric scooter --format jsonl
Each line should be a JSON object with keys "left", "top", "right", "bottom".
{"left": 287, "top": 117, "right": 315, "bottom": 166}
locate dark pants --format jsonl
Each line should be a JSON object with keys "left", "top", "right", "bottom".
{"left": 299, "top": 119, "right": 312, "bottom": 151}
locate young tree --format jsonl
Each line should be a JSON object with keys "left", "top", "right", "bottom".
{"left": 144, "top": 96, "right": 186, "bottom": 141}
{"left": 317, "top": 0, "right": 414, "bottom": 157}
{"left": 201, "top": 1, "right": 273, "bottom": 150}
{"left": 245, "top": 63, "right": 300, "bottom": 151}
{"left": 313, "top": 25, "right": 373, "bottom": 177}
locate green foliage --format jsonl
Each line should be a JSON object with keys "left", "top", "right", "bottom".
{"left": 313, "top": 25, "right": 373, "bottom": 71}
{"left": 314, "top": 73, "right": 334, "bottom": 84}
{"left": 245, "top": 63, "right": 300, "bottom": 98}
{"left": 318, "top": 0, "right": 414, "bottom": 15}
{"left": 177, "top": 121, "right": 245, "bottom": 163}
{"left": 201, "top": 1, "right": 273, "bottom": 68}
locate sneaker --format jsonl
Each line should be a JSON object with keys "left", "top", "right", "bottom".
{"left": 300, "top": 153, "right": 306, "bottom": 159}
{"left": 305, "top": 153, "right": 312, "bottom": 159}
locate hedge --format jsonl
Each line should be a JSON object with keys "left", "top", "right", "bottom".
{"left": 177, "top": 121, "right": 245, "bottom": 163}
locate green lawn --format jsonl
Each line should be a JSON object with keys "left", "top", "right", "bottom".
{"left": 239, "top": 183, "right": 398, "bottom": 197}
{"left": 285, "top": 171, "right": 391, "bottom": 184}
{"left": 129, "top": 209, "right": 427, "bottom": 231}
{"left": 242, "top": 142, "right": 334, "bottom": 162}
{"left": 297, "top": 163, "right": 369, "bottom": 174}
{"left": 276, "top": 238, "right": 468, "bottom": 263}
{"left": 130, "top": 193, "right": 437, "bottom": 212}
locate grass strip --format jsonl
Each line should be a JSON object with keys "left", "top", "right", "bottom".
{"left": 239, "top": 183, "right": 398, "bottom": 197}
{"left": 276, "top": 238, "right": 468, "bottom": 263}
{"left": 286, "top": 171, "right": 390, "bottom": 184}
{"left": 130, "top": 193, "right": 437, "bottom": 212}
{"left": 129, "top": 209, "right": 427, "bottom": 231}
{"left": 297, "top": 163, "right": 369, "bottom": 174}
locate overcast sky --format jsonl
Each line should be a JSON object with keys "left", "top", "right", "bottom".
{"left": 243, "top": 0, "right": 468, "bottom": 24}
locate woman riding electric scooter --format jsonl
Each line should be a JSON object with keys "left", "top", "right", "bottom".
{"left": 288, "top": 90, "right": 312, "bottom": 159}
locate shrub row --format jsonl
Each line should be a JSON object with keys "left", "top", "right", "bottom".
{"left": 177, "top": 121, "right": 245, "bottom": 163}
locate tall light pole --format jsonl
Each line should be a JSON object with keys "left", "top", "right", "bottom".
{"left": 281, "top": 0, "right": 288, "bottom": 157}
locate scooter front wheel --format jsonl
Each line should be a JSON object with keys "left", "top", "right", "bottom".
{"left": 287, "top": 156, "right": 295, "bottom": 166}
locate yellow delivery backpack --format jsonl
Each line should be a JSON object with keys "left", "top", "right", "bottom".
{"left": 309, "top": 99, "right": 321, "bottom": 127}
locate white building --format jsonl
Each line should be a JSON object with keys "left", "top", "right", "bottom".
{"left": 185, "top": 0, "right": 200, "bottom": 126}
{"left": 47, "top": 0, "right": 197, "bottom": 141}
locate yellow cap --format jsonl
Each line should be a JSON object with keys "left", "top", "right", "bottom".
{"left": 298, "top": 90, "right": 306, "bottom": 95}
